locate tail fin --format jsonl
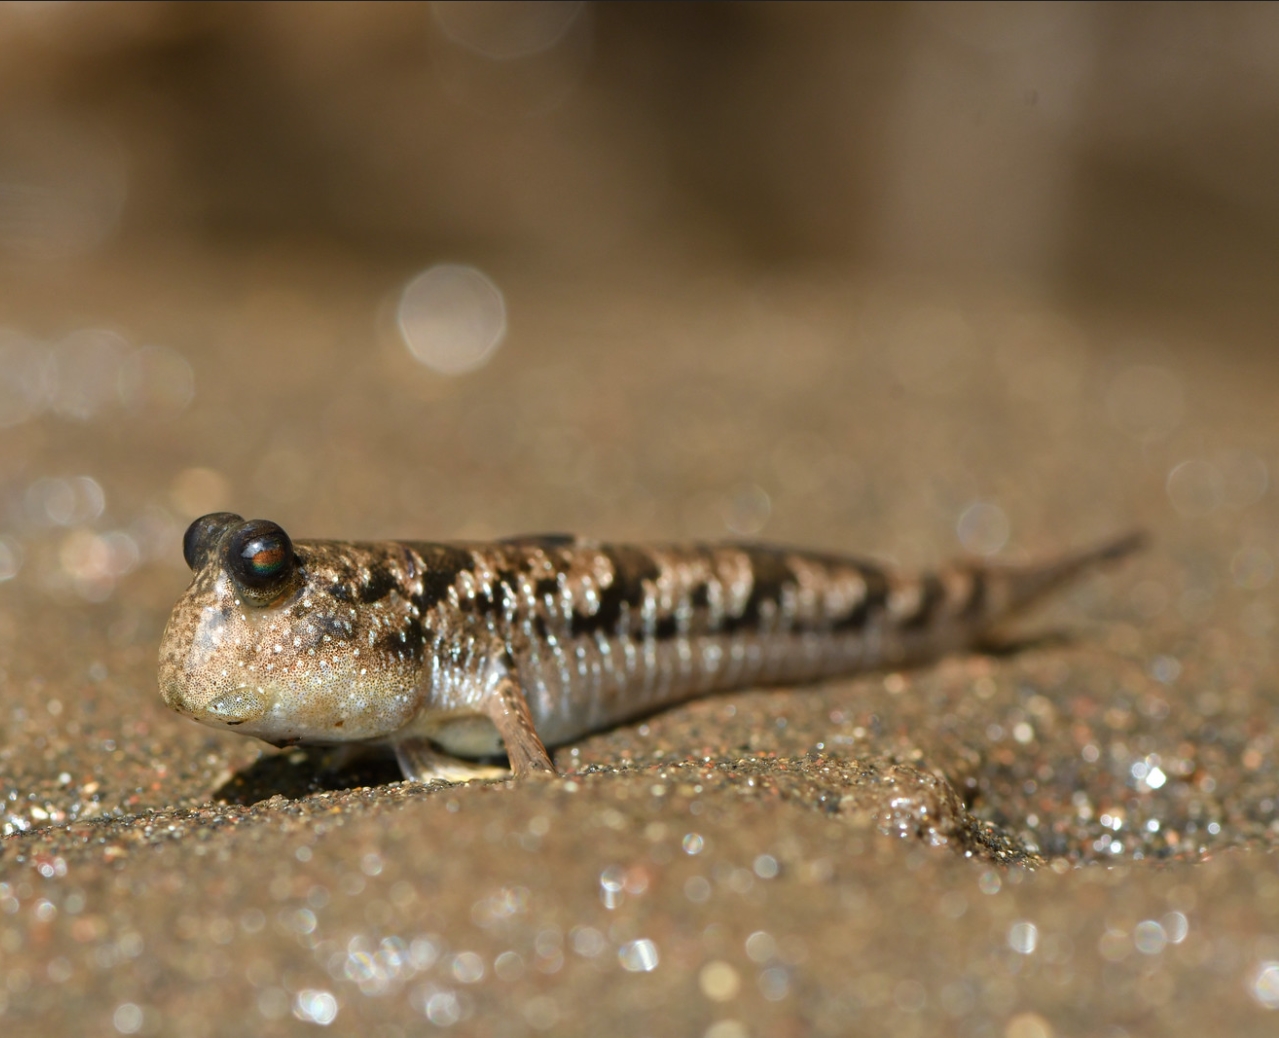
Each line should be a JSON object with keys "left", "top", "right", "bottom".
{"left": 980, "top": 530, "right": 1147, "bottom": 623}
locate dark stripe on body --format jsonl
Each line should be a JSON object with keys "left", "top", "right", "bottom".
{"left": 376, "top": 613, "right": 425, "bottom": 661}
{"left": 834, "top": 564, "right": 888, "bottom": 631}
{"left": 570, "top": 546, "right": 661, "bottom": 639}
{"left": 408, "top": 544, "right": 474, "bottom": 611}
{"left": 962, "top": 569, "right": 987, "bottom": 619}
{"left": 901, "top": 573, "right": 946, "bottom": 630}
{"left": 356, "top": 565, "right": 401, "bottom": 604}
{"left": 723, "top": 547, "right": 794, "bottom": 634}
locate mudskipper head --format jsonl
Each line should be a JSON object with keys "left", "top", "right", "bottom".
{"left": 158, "top": 514, "right": 426, "bottom": 747}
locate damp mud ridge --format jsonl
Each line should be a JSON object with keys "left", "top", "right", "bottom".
{"left": 3, "top": 754, "right": 1036, "bottom": 870}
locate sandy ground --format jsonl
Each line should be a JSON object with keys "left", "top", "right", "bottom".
{"left": 2, "top": 247, "right": 1278, "bottom": 1036}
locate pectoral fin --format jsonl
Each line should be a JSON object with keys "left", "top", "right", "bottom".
{"left": 392, "top": 737, "right": 511, "bottom": 784}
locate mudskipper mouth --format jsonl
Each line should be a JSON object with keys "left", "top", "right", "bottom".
{"left": 201, "top": 687, "right": 270, "bottom": 726}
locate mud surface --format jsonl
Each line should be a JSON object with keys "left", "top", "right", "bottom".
{"left": 3, "top": 251, "right": 1279, "bottom": 1036}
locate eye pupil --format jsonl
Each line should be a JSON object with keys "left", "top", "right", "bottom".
{"left": 251, "top": 547, "right": 285, "bottom": 573}
{"left": 226, "top": 520, "right": 297, "bottom": 603}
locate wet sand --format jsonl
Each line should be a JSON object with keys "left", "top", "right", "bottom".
{"left": 2, "top": 248, "right": 1279, "bottom": 1036}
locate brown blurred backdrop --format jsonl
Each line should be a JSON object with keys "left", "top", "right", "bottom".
{"left": 3, "top": 1, "right": 1279, "bottom": 340}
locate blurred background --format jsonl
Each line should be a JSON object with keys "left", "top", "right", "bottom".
{"left": 2, "top": 0, "right": 1279, "bottom": 604}
{"left": 6, "top": 2, "right": 1279, "bottom": 312}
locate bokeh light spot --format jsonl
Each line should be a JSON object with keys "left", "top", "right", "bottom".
{"left": 0, "top": 329, "right": 51, "bottom": 427}
{"left": 293, "top": 989, "right": 338, "bottom": 1025}
{"left": 1005, "top": 1012, "right": 1054, "bottom": 1038}
{"left": 722, "top": 483, "right": 771, "bottom": 537}
{"left": 24, "top": 475, "right": 105, "bottom": 527}
{"left": 431, "top": 1, "right": 585, "bottom": 60}
{"left": 617, "top": 938, "right": 659, "bottom": 972}
{"left": 1166, "top": 460, "right": 1224, "bottom": 517}
{"left": 957, "top": 501, "right": 1009, "bottom": 556}
{"left": 1251, "top": 962, "right": 1279, "bottom": 1009}
{"left": 50, "top": 329, "right": 128, "bottom": 422}
{"left": 699, "top": 961, "right": 741, "bottom": 1002}
{"left": 398, "top": 264, "right": 507, "bottom": 375}
{"left": 1216, "top": 449, "right": 1268, "bottom": 508}
{"left": 1007, "top": 920, "right": 1039, "bottom": 954}
{"left": 112, "top": 1002, "right": 143, "bottom": 1035}
{"left": 0, "top": 537, "right": 23, "bottom": 582}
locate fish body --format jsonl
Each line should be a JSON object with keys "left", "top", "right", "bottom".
{"left": 158, "top": 513, "right": 1142, "bottom": 781}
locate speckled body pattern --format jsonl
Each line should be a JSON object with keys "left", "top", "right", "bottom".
{"left": 159, "top": 529, "right": 1142, "bottom": 781}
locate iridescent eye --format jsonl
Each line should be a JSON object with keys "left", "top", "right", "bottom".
{"left": 225, "top": 519, "right": 297, "bottom": 605}
{"left": 183, "top": 513, "right": 244, "bottom": 571}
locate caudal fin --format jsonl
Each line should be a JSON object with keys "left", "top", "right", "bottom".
{"left": 981, "top": 530, "right": 1148, "bottom": 622}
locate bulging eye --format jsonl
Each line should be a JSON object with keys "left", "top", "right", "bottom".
{"left": 183, "top": 513, "right": 244, "bottom": 571}
{"left": 225, "top": 519, "right": 298, "bottom": 604}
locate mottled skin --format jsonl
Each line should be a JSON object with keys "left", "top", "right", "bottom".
{"left": 159, "top": 515, "right": 1143, "bottom": 782}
